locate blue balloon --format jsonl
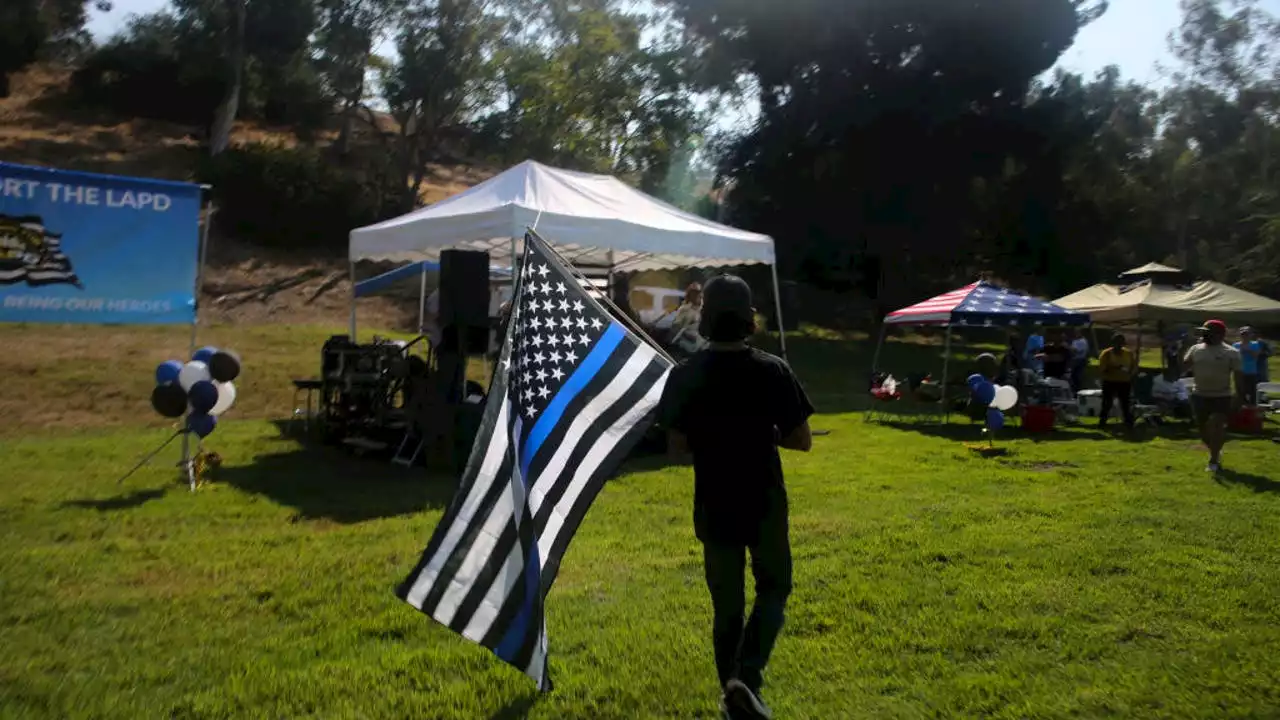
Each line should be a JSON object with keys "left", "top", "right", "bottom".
{"left": 967, "top": 373, "right": 985, "bottom": 388}
{"left": 186, "top": 412, "right": 217, "bottom": 439}
{"left": 187, "top": 380, "right": 219, "bottom": 414}
{"left": 973, "top": 381, "right": 996, "bottom": 406}
{"left": 192, "top": 346, "right": 219, "bottom": 364}
{"left": 155, "top": 360, "right": 183, "bottom": 385}
{"left": 986, "top": 408, "right": 1005, "bottom": 430}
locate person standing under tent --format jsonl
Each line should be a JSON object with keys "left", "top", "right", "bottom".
{"left": 1024, "top": 326, "right": 1046, "bottom": 377}
{"left": 1066, "top": 327, "right": 1089, "bottom": 392}
{"left": 659, "top": 275, "right": 814, "bottom": 720}
{"left": 1232, "top": 327, "right": 1263, "bottom": 405}
{"left": 670, "top": 282, "right": 707, "bottom": 356}
{"left": 1096, "top": 333, "right": 1136, "bottom": 431}
{"left": 1039, "top": 331, "right": 1071, "bottom": 382}
{"left": 1184, "top": 320, "right": 1241, "bottom": 473}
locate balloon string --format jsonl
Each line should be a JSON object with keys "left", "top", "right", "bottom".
{"left": 117, "top": 429, "right": 185, "bottom": 486}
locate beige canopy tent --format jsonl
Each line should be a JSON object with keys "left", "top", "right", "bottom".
{"left": 1055, "top": 265, "right": 1280, "bottom": 326}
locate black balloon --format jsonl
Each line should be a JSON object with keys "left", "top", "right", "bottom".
{"left": 151, "top": 383, "right": 188, "bottom": 418}
{"left": 208, "top": 350, "right": 241, "bottom": 383}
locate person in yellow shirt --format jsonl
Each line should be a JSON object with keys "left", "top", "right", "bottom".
{"left": 1096, "top": 333, "right": 1136, "bottom": 429}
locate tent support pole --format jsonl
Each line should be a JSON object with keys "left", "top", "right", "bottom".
{"left": 941, "top": 325, "right": 953, "bottom": 423}
{"left": 607, "top": 250, "right": 615, "bottom": 299}
{"left": 770, "top": 262, "right": 788, "bottom": 361}
{"left": 1133, "top": 323, "right": 1143, "bottom": 419}
{"left": 348, "top": 259, "right": 357, "bottom": 341}
{"left": 418, "top": 262, "right": 427, "bottom": 332}
{"left": 870, "top": 322, "right": 887, "bottom": 377}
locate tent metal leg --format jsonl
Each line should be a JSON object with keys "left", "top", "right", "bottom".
{"left": 348, "top": 260, "right": 357, "bottom": 341}
{"left": 418, "top": 264, "right": 427, "bottom": 332}
{"left": 870, "top": 323, "right": 887, "bottom": 377}
{"left": 770, "top": 263, "right": 788, "bottom": 361}
{"left": 941, "top": 325, "right": 953, "bottom": 423}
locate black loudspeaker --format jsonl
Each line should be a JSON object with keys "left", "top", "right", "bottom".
{"left": 439, "top": 249, "right": 490, "bottom": 328}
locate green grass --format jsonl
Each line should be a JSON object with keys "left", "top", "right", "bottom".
{"left": 3, "top": 324, "right": 1280, "bottom": 718}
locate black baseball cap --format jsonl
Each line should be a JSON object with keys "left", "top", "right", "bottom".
{"left": 698, "top": 274, "right": 755, "bottom": 342}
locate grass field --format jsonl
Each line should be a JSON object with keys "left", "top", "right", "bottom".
{"left": 2, "top": 323, "right": 1280, "bottom": 719}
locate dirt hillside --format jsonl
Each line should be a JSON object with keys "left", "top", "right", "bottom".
{"left": 1, "top": 64, "right": 499, "bottom": 331}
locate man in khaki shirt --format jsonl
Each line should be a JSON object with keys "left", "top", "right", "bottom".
{"left": 1184, "top": 319, "right": 1241, "bottom": 472}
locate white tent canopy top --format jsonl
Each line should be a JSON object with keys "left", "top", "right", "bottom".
{"left": 348, "top": 160, "right": 776, "bottom": 272}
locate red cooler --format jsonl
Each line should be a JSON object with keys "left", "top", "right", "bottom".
{"left": 1228, "top": 406, "right": 1265, "bottom": 433}
{"left": 1023, "top": 405, "right": 1056, "bottom": 433}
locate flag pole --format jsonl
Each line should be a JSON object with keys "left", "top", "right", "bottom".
{"left": 183, "top": 194, "right": 214, "bottom": 492}
{"left": 525, "top": 227, "right": 676, "bottom": 365}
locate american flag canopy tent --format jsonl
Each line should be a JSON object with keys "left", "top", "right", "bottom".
{"left": 884, "top": 281, "right": 1090, "bottom": 326}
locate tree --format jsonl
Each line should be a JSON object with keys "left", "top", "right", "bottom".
{"left": 0, "top": 0, "right": 110, "bottom": 97}
{"left": 661, "top": 0, "right": 1107, "bottom": 303}
{"left": 475, "top": 0, "right": 704, "bottom": 192}
{"left": 377, "top": 0, "right": 503, "bottom": 210}
{"left": 315, "top": 0, "right": 404, "bottom": 154}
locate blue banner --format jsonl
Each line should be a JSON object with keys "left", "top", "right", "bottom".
{"left": 0, "top": 162, "right": 202, "bottom": 325}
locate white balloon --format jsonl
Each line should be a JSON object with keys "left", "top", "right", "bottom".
{"left": 210, "top": 381, "right": 237, "bottom": 416}
{"left": 994, "top": 385, "right": 1019, "bottom": 411}
{"left": 178, "top": 361, "right": 211, "bottom": 391}
{"left": 989, "top": 385, "right": 1002, "bottom": 408}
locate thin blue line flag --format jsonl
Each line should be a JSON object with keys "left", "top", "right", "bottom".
{"left": 397, "top": 231, "right": 672, "bottom": 690}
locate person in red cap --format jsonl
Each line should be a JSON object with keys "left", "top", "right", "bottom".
{"left": 1183, "top": 319, "right": 1242, "bottom": 472}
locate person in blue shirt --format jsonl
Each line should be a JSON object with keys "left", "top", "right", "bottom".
{"left": 1233, "top": 327, "right": 1263, "bottom": 405}
{"left": 1023, "top": 326, "right": 1045, "bottom": 376}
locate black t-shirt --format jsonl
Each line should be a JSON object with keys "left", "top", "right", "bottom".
{"left": 658, "top": 347, "right": 814, "bottom": 545}
{"left": 1042, "top": 343, "right": 1070, "bottom": 379}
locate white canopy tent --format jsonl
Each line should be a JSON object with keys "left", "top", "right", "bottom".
{"left": 348, "top": 160, "right": 787, "bottom": 353}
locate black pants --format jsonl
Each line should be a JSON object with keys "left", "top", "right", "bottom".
{"left": 1100, "top": 380, "right": 1133, "bottom": 427}
{"left": 1238, "top": 373, "right": 1259, "bottom": 405}
{"left": 702, "top": 513, "right": 792, "bottom": 695}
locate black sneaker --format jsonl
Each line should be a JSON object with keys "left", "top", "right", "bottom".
{"left": 724, "top": 678, "right": 773, "bottom": 720}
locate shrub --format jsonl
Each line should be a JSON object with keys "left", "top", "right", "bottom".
{"left": 196, "top": 143, "right": 396, "bottom": 255}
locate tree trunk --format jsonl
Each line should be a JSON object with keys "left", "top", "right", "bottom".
{"left": 209, "top": 0, "right": 247, "bottom": 156}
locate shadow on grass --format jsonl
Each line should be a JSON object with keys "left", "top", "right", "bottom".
{"left": 753, "top": 331, "right": 1006, "bottom": 416}
{"left": 487, "top": 693, "right": 538, "bottom": 719}
{"left": 60, "top": 488, "right": 168, "bottom": 511}
{"left": 877, "top": 420, "right": 1130, "bottom": 444}
{"left": 214, "top": 441, "right": 457, "bottom": 524}
{"left": 1215, "top": 468, "right": 1280, "bottom": 494}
